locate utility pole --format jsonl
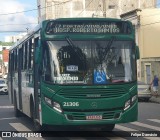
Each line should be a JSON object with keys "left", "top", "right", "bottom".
{"left": 102, "top": 0, "right": 106, "bottom": 17}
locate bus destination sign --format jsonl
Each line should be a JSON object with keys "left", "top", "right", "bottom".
{"left": 46, "top": 21, "right": 131, "bottom": 34}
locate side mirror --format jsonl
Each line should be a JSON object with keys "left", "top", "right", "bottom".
{"left": 135, "top": 46, "right": 140, "bottom": 60}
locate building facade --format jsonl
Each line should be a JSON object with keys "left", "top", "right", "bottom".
{"left": 121, "top": 8, "right": 160, "bottom": 84}
{"left": 37, "top": 0, "right": 157, "bottom": 22}
{"left": 138, "top": 8, "right": 160, "bottom": 84}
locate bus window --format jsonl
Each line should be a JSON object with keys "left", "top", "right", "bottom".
{"left": 24, "top": 42, "right": 28, "bottom": 70}
{"left": 28, "top": 39, "right": 33, "bottom": 69}
{"left": 14, "top": 49, "right": 18, "bottom": 71}
{"left": 42, "top": 46, "right": 51, "bottom": 81}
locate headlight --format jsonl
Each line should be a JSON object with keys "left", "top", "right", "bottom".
{"left": 124, "top": 95, "right": 137, "bottom": 111}
{"left": 132, "top": 95, "right": 137, "bottom": 103}
{"left": 44, "top": 97, "right": 62, "bottom": 113}
{"left": 124, "top": 100, "right": 131, "bottom": 111}
{"left": 53, "top": 102, "right": 62, "bottom": 113}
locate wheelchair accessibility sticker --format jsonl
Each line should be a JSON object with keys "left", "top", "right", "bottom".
{"left": 94, "top": 70, "right": 107, "bottom": 84}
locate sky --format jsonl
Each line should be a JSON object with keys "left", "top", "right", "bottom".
{"left": 0, "top": 0, "right": 38, "bottom": 41}
{"left": 158, "top": 0, "right": 160, "bottom": 7}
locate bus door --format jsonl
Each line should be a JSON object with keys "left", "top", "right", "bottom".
{"left": 18, "top": 47, "right": 23, "bottom": 111}
{"left": 33, "top": 36, "right": 41, "bottom": 121}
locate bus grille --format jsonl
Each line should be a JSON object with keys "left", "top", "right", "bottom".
{"left": 58, "top": 88, "right": 126, "bottom": 99}
{"left": 66, "top": 110, "right": 121, "bottom": 121}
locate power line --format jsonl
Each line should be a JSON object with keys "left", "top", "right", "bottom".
{"left": 92, "top": 0, "right": 102, "bottom": 17}
{"left": 0, "top": 31, "right": 26, "bottom": 33}
{"left": 76, "top": 0, "right": 95, "bottom": 17}
{"left": 0, "top": 23, "right": 37, "bottom": 26}
{"left": 0, "top": 1, "right": 68, "bottom": 16}
{"left": 0, "top": 9, "right": 37, "bottom": 16}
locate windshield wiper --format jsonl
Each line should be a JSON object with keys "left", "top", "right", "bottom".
{"left": 103, "top": 36, "right": 116, "bottom": 60}
{"left": 65, "top": 36, "right": 85, "bottom": 61}
{"left": 96, "top": 36, "right": 116, "bottom": 66}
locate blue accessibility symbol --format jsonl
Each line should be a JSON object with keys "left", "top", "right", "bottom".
{"left": 94, "top": 70, "right": 107, "bottom": 84}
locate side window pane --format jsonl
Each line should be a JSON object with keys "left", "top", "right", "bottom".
{"left": 24, "top": 42, "right": 28, "bottom": 70}
{"left": 28, "top": 39, "right": 33, "bottom": 69}
{"left": 22, "top": 45, "right": 24, "bottom": 70}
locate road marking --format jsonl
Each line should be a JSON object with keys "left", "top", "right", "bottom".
{"left": 131, "top": 122, "right": 160, "bottom": 131}
{"left": 0, "top": 117, "right": 16, "bottom": 121}
{"left": 115, "top": 124, "right": 137, "bottom": 131}
{"left": 9, "top": 123, "right": 44, "bottom": 140}
{"left": 148, "top": 119, "right": 160, "bottom": 124}
{"left": 0, "top": 106, "right": 14, "bottom": 108}
{"left": 115, "top": 124, "right": 159, "bottom": 140}
{"left": 0, "top": 137, "right": 2, "bottom": 140}
{"left": 10, "top": 123, "right": 31, "bottom": 131}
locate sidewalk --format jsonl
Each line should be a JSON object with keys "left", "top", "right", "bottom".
{"left": 149, "top": 95, "right": 160, "bottom": 103}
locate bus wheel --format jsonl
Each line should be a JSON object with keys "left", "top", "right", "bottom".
{"left": 14, "top": 94, "right": 22, "bottom": 117}
{"left": 101, "top": 124, "right": 115, "bottom": 131}
{"left": 33, "top": 115, "right": 47, "bottom": 131}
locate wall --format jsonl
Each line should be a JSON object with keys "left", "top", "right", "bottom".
{"left": 138, "top": 8, "right": 160, "bottom": 83}
{"left": 139, "top": 8, "right": 160, "bottom": 58}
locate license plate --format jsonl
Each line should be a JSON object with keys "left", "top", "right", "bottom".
{"left": 86, "top": 115, "right": 102, "bottom": 120}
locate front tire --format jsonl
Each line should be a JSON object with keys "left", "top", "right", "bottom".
{"left": 14, "top": 93, "right": 22, "bottom": 117}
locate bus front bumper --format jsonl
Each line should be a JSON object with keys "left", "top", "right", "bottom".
{"left": 41, "top": 100, "right": 138, "bottom": 126}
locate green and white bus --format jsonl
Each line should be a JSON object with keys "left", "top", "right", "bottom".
{"left": 8, "top": 18, "right": 139, "bottom": 131}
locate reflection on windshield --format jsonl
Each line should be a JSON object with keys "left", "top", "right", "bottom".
{"left": 42, "top": 40, "right": 136, "bottom": 85}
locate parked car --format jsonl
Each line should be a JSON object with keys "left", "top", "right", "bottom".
{"left": 138, "top": 81, "right": 151, "bottom": 101}
{"left": 0, "top": 78, "right": 8, "bottom": 95}
{"left": 3, "top": 74, "right": 8, "bottom": 79}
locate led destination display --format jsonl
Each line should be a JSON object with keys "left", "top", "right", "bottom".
{"left": 46, "top": 20, "right": 131, "bottom": 34}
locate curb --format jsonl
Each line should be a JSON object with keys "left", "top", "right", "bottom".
{"left": 149, "top": 96, "right": 160, "bottom": 104}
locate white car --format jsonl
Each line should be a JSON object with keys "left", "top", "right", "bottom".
{"left": 3, "top": 74, "right": 8, "bottom": 79}
{"left": 138, "top": 81, "right": 151, "bottom": 102}
{"left": 0, "top": 79, "right": 8, "bottom": 95}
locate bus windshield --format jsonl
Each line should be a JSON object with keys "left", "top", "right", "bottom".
{"left": 42, "top": 40, "right": 136, "bottom": 85}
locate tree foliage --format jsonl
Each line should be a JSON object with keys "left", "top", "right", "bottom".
{"left": 0, "top": 41, "right": 14, "bottom": 46}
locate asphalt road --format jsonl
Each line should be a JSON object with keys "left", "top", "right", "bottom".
{"left": 0, "top": 95, "right": 160, "bottom": 140}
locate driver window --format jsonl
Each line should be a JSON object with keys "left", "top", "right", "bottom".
{"left": 42, "top": 47, "right": 51, "bottom": 81}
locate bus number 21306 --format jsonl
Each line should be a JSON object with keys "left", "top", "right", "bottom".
{"left": 63, "top": 102, "right": 79, "bottom": 107}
